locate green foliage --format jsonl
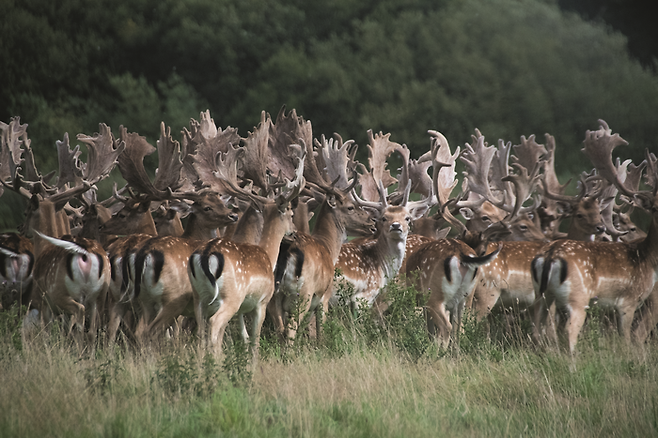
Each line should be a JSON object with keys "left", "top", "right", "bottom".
{"left": 3, "top": 0, "right": 658, "bottom": 184}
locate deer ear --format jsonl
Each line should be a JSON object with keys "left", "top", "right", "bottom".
{"left": 459, "top": 207, "right": 475, "bottom": 221}
{"left": 410, "top": 204, "right": 429, "bottom": 220}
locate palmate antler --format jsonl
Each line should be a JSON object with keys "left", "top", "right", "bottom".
{"left": 182, "top": 110, "right": 241, "bottom": 191}
{"left": 356, "top": 130, "right": 403, "bottom": 202}
{"left": 269, "top": 107, "right": 313, "bottom": 182}
{"left": 583, "top": 119, "right": 658, "bottom": 214}
{"left": 0, "top": 117, "right": 30, "bottom": 197}
{"left": 460, "top": 129, "right": 503, "bottom": 206}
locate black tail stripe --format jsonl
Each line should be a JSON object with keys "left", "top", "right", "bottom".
{"left": 189, "top": 253, "right": 198, "bottom": 279}
{"left": 66, "top": 253, "right": 74, "bottom": 280}
{"left": 444, "top": 257, "right": 452, "bottom": 283}
{"left": 134, "top": 249, "right": 147, "bottom": 299}
{"left": 96, "top": 253, "right": 104, "bottom": 279}
{"left": 274, "top": 241, "right": 292, "bottom": 289}
{"left": 531, "top": 258, "right": 539, "bottom": 285}
{"left": 0, "top": 254, "right": 6, "bottom": 278}
{"left": 293, "top": 248, "right": 304, "bottom": 278}
{"left": 559, "top": 259, "right": 568, "bottom": 284}
{"left": 151, "top": 250, "right": 165, "bottom": 284}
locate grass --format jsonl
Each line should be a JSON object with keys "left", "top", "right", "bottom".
{"left": 1, "top": 286, "right": 657, "bottom": 437}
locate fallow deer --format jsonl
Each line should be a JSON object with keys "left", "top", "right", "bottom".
{"left": 272, "top": 131, "right": 374, "bottom": 341}
{"left": 532, "top": 120, "right": 658, "bottom": 353}
{"left": 188, "top": 139, "right": 304, "bottom": 359}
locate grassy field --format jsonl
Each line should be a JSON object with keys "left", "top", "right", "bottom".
{"left": 1, "top": 286, "right": 657, "bottom": 438}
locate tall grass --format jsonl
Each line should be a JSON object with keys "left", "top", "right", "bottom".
{"left": 1, "top": 284, "right": 657, "bottom": 437}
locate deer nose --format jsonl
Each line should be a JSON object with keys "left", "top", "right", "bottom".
{"left": 228, "top": 213, "right": 239, "bottom": 222}
{"left": 390, "top": 222, "right": 402, "bottom": 232}
{"left": 595, "top": 224, "right": 606, "bottom": 234}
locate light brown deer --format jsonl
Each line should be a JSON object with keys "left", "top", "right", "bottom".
{"left": 335, "top": 131, "right": 448, "bottom": 310}
{"left": 405, "top": 209, "right": 502, "bottom": 347}
{"left": 532, "top": 120, "right": 658, "bottom": 353}
{"left": 271, "top": 131, "right": 374, "bottom": 341}
{"left": 115, "top": 121, "right": 239, "bottom": 342}
{"left": 188, "top": 140, "right": 304, "bottom": 359}
{"left": 21, "top": 124, "right": 123, "bottom": 343}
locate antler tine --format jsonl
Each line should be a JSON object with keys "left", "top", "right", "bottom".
{"left": 211, "top": 143, "right": 268, "bottom": 210}
{"left": 491, "top": 139, "right": 514, "bottom": 208}
{"left": 542, "top": 132, "right": 571, "bottom": 195}
{"left": 0, "top": 118, "right": 25, "bottom": 177}
{"left": 268, "top": 107, "right": 313, "bottom": 183}
{"left": 644, "top": 151, "right": 658, "bottom": 192}
{"left": 460, "top": 129, "right": 503, "bottom": 206}
{"left": 581, "top": 119, "right": 632, "bottom": 197}
{"left": 357, "top": 130, "right": 401, "bottom": 202}
{"left": 116, "top": 126, "right": 166, "bottom": 199}
{"left": 511, "top": 134, "right": 548, "bottom": 174}
{"left": 0, "top": 118, "right": 30, "bottom": 197}
{"left": 76, "top": 123, "right": 125, "bottom": 186}
{"left": 321, "top": 133, "right": 357, "bottom": 191}
{"left": 276, "top": 143, "right": 306, "bottom": 208}
{"left": 238, "top": 110, "right": 271, "bottom": 192}
{"left": 152, "top": 122, "right": 184, "bottom": 193}
{"left": 353, "top": 178, "right": 388, "bottom": 212}
{"left": 54, "top": 133, "right": 83, "bottom": 189}
{"left": 500, "top": 161, "right": 543, "bottom": 218}
{"left": 0, "top": 118, "right": 55, "bottom": 198}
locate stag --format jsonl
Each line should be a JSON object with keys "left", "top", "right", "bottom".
{"left": 189, "top": 128, "right": 304, "bottom": 359}
{"left": 532, "top": 120, "right": 658, "bottom": 353}
{"left": 272, "top": 126, "right": 374, "bottom": 341}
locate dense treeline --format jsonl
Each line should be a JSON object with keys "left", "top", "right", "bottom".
{"left": 2, "top": 0, "right": 658, "bottom": 177}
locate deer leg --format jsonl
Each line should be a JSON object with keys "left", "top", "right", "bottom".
{"left": 565, "top": 304, "right": 587, "bottom": 355}
{"left": 426, "top": 302, "right": 451, "bottom": 348}
{"left": 632, "top": 286, "right": 658, "bottom": 343}
{"left": 532, "top": 293, "right": 555, "bottom": 346}
{"left": 249, "top": 301, "right": 268, "bottom": 364}
{"left": 193, "top": 293, "right": 206, "bottom": 345}
{"left": 208, "top": 302, "right": 240, "bottom": 357}
{"left": 617, "top": 303, "right": 636, "bottom": 342}
{"left": 287, "top": 289, "right": 312, "bottom": 341}
{"left": 148, "top": 295, "right": 191, "bottom": 338}
{"left": 267, "top": 292, "right": 286, "bottom": 337}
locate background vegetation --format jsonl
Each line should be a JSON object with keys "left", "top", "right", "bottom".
{"left": 2, "top": 0, "right": 657, "bottom": 177}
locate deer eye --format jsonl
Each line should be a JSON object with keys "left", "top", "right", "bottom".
{"left": 481, "top": 216, "right": 491, "bottom": 223}
{"left": 519, "top": 224, "right": 528, "bottom": 231}
{"left": 406, "top": 216, "right": 411, "bottom": 222}
{"left": 347, "top": 206, "right": 354, "bottom": 211}
{"left": 204, "top": 206, "right": 213, "bottom": 212}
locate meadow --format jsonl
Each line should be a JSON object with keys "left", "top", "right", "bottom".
{"left": 1, "top": 281, "right": 657, "bottom": 438}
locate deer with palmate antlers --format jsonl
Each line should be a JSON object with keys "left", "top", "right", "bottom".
{"left": 16, "top": 123, "right": 123, "bottom": 343}
{"left": 272, "top": 128, "right": 374, "bottom": 341}
{"left": 531, "top": 120, "right": 658, "bottom": 353}
{"left": 334, "top": 131, "right": 434, "bottom": 310}
{"left": 188, "top": 132, "right": 304, "bottom": 359}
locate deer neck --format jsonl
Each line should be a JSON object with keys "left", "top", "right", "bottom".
{"left": 259, "top": 215, "right": 290, "bottom": 270}
{"left": 375, "top": 231, "right": 408, "bottom": 279}
{"left": 182, "top": 214, "right": 217, "bottom": 240}
{"left": 229, "top": 205, "right": 263, "bottom": 245}
{"left": 139, "top": 213, "right": 158, "bottom": 236}
{"left": 637, "top": 213, "right": 658, "bottom": 269}
{"left": 311, "top": 202, "right": 347, "bottom": 264}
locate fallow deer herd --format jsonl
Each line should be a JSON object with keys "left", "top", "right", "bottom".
{"left": 1, "top": 110, "right": 657, "bottom": 357}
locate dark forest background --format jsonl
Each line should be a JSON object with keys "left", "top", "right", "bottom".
{"left": 1, "top": 0, "right": 657, "bottom": 229}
